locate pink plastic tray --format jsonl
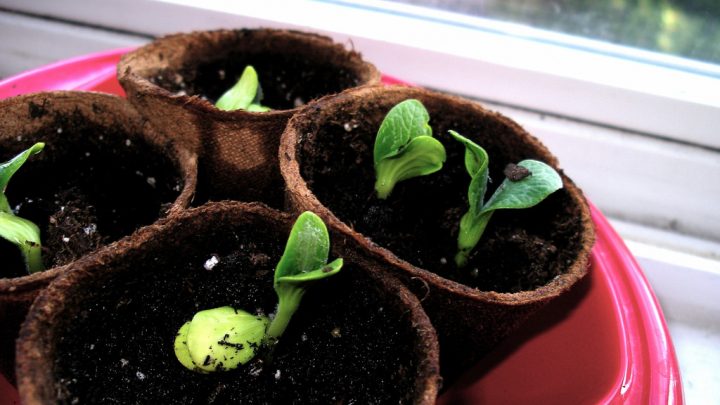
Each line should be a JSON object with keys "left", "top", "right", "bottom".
{"left": 0, "top": 50, "right": 683, "bottom": 404}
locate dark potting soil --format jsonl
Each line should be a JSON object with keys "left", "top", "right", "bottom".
{"left": 298, "top": 102, "right": 586, "bottom": 293}
{"left": 151, "top": 53, "right": 362, "bottom": 111}
{"left": 0, "top": 108, "right": 183, "bottom": 278}
{"left": 53, "top": 226, "right": 418, "bottom": 404}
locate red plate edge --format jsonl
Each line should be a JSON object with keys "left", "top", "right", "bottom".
{"left": 0, "top": 48, "right": 131, "bottom": 98}
{"left": 0, "top": 49, "right": 682, "bottom": 405}
{"left": 589, "top": 204, "right": 683, "bottom": 403}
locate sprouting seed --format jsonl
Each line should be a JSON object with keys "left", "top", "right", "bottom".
{"left": 215, "top": 66, "right": 271, "bottom": 112}
{"left": 373, "top": 99, "right": 446, "bottom": 199}
{"left": 449, "top": 130, "right": 562, "bottom": 267}
{"left": 174, "top": 212, "right": 342, "bottom": 373}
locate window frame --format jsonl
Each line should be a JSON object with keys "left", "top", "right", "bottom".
{"left": 4, "top": 0, "right": 720, "bottom": 148}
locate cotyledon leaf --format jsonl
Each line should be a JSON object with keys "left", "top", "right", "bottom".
{"left": 374, "top": 99, "right": 432, "bottom": 165}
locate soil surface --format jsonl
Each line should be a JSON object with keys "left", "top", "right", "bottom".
{"left": 151, "top": 53, "right": 362, "bottom": 110}
{"left": 298, "top": 102, "right": 586, "bottom": 293}
{"left": 0, "top": 108, "right": 183, "bottom": 278}
{"left": 53, "top": 225, "right": 418, "bottom": 404}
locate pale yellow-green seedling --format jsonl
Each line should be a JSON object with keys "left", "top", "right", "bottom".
{"left": 215, "top": 65, "right": 271, "bottom": 112}
{"left": 174, "top": 307, "right": 269, "bottom": 372}
{"left": 174, "top": 211, "right": 343, "bottom": 373}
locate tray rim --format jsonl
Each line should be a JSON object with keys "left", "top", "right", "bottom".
{"left": 0, "top": 48, "right": 683, "bottom": 405}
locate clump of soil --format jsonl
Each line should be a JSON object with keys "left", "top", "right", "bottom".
{"left": 150, "top": 53, "right": 362, "bottom": 110}
{"left": 298, "top": 103, "right": 586, "bottom": 293}
{"left": 0, "top": 109, "right": 183, "bottom": 278}
{"left": 52, "top": 225, "right": 418, "bottom": 404}
{"left": 43, "top": 188, "right": 104, "bottom": 265}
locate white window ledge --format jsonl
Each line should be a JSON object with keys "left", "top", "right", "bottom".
{"left": 4, "top": 0, "right": 719, "bottom": 148}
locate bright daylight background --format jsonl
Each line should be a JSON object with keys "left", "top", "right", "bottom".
{"left": 1, "top": 0, "right": 719, "bottom": 402}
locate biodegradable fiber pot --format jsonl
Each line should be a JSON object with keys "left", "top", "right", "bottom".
{"left": 0, "top": 91, "right": 197, "bottom": 381}
{"left": 16, "top": 202, "right": 440, "bottom": 404}
{"left": 118, "top": 28, "right": 381, "bottom": 208}
{"left": 280, "top": 85, "right": 595, "bottom": 378}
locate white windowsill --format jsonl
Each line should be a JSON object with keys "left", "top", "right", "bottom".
{"left": 3, "top": 0, "right": 720, "bottom": 148}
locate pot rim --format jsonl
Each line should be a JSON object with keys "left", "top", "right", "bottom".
{"left": 0, "top": 90, "right": 198, "bottom": 297}
{"left": 279, "top": 85, "right": 596, "bottom": 306}
{"left": 15, "top": 201, "right": 440, "bottom": 404}
{"left": 117, "top": 28, "right": 382, "bottom": 118}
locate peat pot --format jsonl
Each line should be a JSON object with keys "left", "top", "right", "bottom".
{"left": 280, "top": 85, "right": 595, "bottom": 379}
{"left": 118, "top": 29, "right": 381, "bottom": 207}
{"left": 16, "top": 202, "right": 440, "bottom": 404}
{"left": 0, "top": 91, "right": 197, "bottom": 381}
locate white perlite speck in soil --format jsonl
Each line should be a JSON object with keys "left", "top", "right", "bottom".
{"left": 204, "top": 255, "right": 220, "bottom": 271}
{"left": 83, "top": 224, "right": 97, "bottom": 235}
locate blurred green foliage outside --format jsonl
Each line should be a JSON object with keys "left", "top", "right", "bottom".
{"left": 393, "top": 0, "right": 720, "bottom": 65}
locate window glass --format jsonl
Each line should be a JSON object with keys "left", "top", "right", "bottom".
{"left": 390, "top": 0, "right": 720, "bottom": 65}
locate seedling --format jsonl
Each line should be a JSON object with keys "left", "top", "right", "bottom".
{"left": 0, "top": 143, "right": 45, "bottom": 274}
{"left": 373, "top": 99, "right": 446, "bottom": 199}
{"left": 449, "top": 131, "right": 562, "bottom": 267}
{"left": 266, "top": 211, "right": 343, "bottom": 342}
{"left": 174, "top": 211, "right": 343, "bottom": 373}
{"left": 215, "top": 65, "right": 271, "bottom": 112}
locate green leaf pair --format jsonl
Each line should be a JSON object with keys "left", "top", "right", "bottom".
{"left": 450, "top": 131, "right": 562, "bottom": 267}
{"left": 0, "top": 143, "right": 45, "bottom": 274}
{"left": 267, "top": 211, "right": 343, "bottom": 341}
{"left": 372, "top": 99, "right": 563, "bottom": 269}
{"left": 373, "top": 99, "right": 446, "bottom": 199}
{"left": 215, "top": 65, "right": 271, "bottom": 112}
{"left": 174, "top": 211, "right": 343, "bottom": 373}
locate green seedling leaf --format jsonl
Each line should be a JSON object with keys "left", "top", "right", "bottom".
{"left": 173, "top": 212, "right": 342, "bottom": 373}
{"left": 215, "top": 65, "right": 271, "bottom": 112}
{"left": 246, "top": 103, "right": 271, "bottom": 113}
{"left": 0, "top": 143, "right": 44, "bottom": 196}
{"left": 0, "top": 143, "right": 45, "bottom": 273}
{"left": 174, "top": 306, "right": 269, "bottom": 373}
{"left": 374, "top": 99, "right": 432, "bottom": 164}
{"left": 0, "top": 195, "right": 10, "bottom": 216}
{"left": 274, "top": 211, "right": 330, "bottom": 284}
{"left": 0, "top": 212, "right": 44, "bottom": 273}
{"left": 373, "top": 100, "right": 446, "bottom": 199}
{"left": 267, "top": 211, "right": 343, "bottom": 341}
{"left": 275, "top": 257, "right": 343, "bottom": 285}
{"left": 481, "top": 160, "right": 563, "bottom": 213}
{"left": 374, "top": 136, "right": 446, "bottom": 199}
{"left": 451, "top": 132, "right": 562, "bottom": 267}
{"left": 449, "top": 130, "right": 488, "bottom": 213}
{"left": 448, "top": 130, "right": 487, "bottom": 176}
